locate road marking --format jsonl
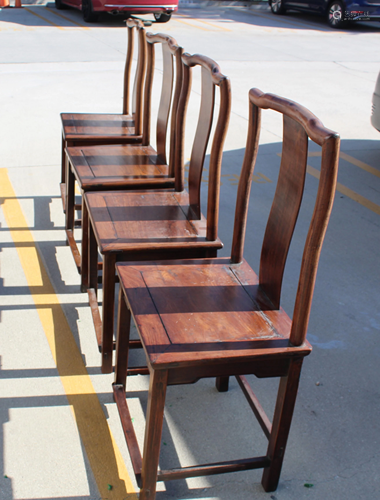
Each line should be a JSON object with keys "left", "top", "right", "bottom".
{"left": 307, "top": 164, "right": 380, "bottom": 216}
{"left": 197, "top": 18, "right": 232, "bottom": 32}
{"left": 339, "top": 151, "right": 380, "bottom": 178}
{"left": 175, "top": 18, "right": 210, "bottom": 31}
{"left": 278, "top": 153, "right": 380, "bottom": 215}
{"left": 46, "top": 6, "right": 90, "bottom": 29}
{"left": 0, "top": 168, "right": 138, "bottom": 500}
{"left": 24, "top": 7, "right": 64, "bottom": 29}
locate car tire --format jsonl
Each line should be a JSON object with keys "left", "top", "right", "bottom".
{"left": 154, "top": 12, "right": 172, "bottom": 23}
{"left": 55, "top": 0, "right": 67, "bottom": 9}
{"left": 327, "top": 1, "right": 346, "bottom": 28}
{"left": 270, "top": 0, "right": 286, "bottom": 15}
{"left": 82, "top": 0, "right": 98, "bottom": 23}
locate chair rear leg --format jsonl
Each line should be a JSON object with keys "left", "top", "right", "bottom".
{"left": 139, "top": 369, "right": 168, "bottom": 500}
{"left": 101, "top": 253, "right": 117, "bottom": 374}
{"left": 216, "top": 376, "right": 230, "bottom": 392}
{"left": 80, "top": 199, "right": 89, "bottom": 292}
{"left": 87, "top": 217, "right": 97, "bottom": 292}
{"left": 261, "top": 357, "right": 303, "bottom": 492}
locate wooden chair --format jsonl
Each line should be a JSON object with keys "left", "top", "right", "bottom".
{"left": 65, "top": 33, "right": 183, "bottom": 283}
{"left": 84, "top": 53, "right": 232, "bottom": 373}
{"left": 112, "top": 88, "right": 340, "bottom": 499}
{"left": 60, "top": 18, "right": 146, "bottom": 213}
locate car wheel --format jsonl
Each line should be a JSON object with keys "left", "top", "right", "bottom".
{"left": 82, "top": 0, "right": 98, "bottom": 23}
{"left": 327, "top": 1, "right": 346, "bottom": 28}
{"left": 154, "top": 12, "right": 171, "bottom": 23}
{"left": 55, "top": 0, "right": 67, "bottom": 9}
{"left": 270, "top": 0, "right": 286, "bottom": 15}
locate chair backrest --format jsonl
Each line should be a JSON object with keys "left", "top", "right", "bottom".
{"left": 175, "top": 53, "right": 231, "bottom": 241}
{"left": 141, "top": 33, "right": 183, "bottom": 176}
{"left": 123, "top": 19, "right": 147, "bottom": 136}
{"left": 231, "top": 88, "right": 340, "bottom": 346}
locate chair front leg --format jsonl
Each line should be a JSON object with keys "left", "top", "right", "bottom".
{"left": 216, "top": 376, "right": 229, "bottom": 392}
{"left": 140, "top": 369, "right": 168, "bottom": 500}
{"left": 261, "top": 357, "right": 303, "bottom": 492}
{"left": 80, "top": 198, "right": 89, "bottom": 292}
{"left": 65, "top": 159, "right": 75, "bottom": 234}
{"left": 61, "top": 135, "right": 66, "bottom": 185}
{"left": 101, "top": 252, "right": 117, "bottom": 374}
{"left": 87, "top": 216, "right": 98, "bottom": 294}
{"left": 114, "top": 288, "right": 132, "bottom": 389}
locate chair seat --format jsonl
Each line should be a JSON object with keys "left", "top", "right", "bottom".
{"left": 86, "top": 190, "right": 223, "bottom": 254}
{"left": 61, "top": 113, "right": 140, "bottom": 142}
{"left": 67, "top": 144, "right": 173, "bottom": 191}
{"left": 116, "top": 258, "right": 312, "bottom": 373}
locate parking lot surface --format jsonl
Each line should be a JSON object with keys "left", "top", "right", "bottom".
{"left": 0, "top": 3, "right": 380, "bottom": 499}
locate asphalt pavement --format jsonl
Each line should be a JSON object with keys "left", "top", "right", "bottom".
{"left": 0, "top": 2, "right": 380, "bottom": 500}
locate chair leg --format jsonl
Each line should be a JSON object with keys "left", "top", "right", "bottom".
{"left": 80, "top": 199, "right": 89, "bottom": 292}
{"left": 101, "top": 252, "right": 117, "bottom": 374}
{"left": 216, "top": 376, "right": 229, "bottom": 392}
{"left": 261, "top": 358, "right": 303, "bottom": 492}
{"left": 61, "top": 135, "right": 66, "bottom": 185}
{"left": 140, "top": 369, "right": 168, "bottom": 500}
{"left": 60, "top": 136, "right": 67, "bottom": 214}
{"left": 114, "top": 289, "right": 131, "bottom": 389}
{"left": 65, "top": 160, "right": 75, "bottom": 234}
{"left": 88, "top": 216, "right": 98, "bottom": 293}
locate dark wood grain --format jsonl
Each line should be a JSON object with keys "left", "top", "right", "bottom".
{"left": 117, "top": 259, "right": 307, "bottom": 370}
{"left": 139, "top": 369, "right": 168, "bottom": 500}
{"left": 112, "top": 88, "right": 339, "bottom": 499}
{"left": 113, "top": 384, "right": 142, "bottom": 485}
{"left": 158, "top": 456, "right": 271, "bottom": 481}
{"left": 59, "top": 19, "right": 146, "bottom": 214}
{"left": 261, "top": 358, "right": 303, "bottom": 491}
{"left": 230, "top": 98, "right": 261, "bottom": 264}
{"left": 85, "top": 54, "right": 231, "bottom": 373}
{"left": 114, "top": 288, "right": 132, "bottom": 387}
{"left": 65, "top": 35, "right": 183, "bottom": 286}
{"left": 122, "top": 20, "right": 134, "bottom": 116}
{"left": 259, "top": 114, "right": 308, "bottom": 309}
{"left": 236, "top": 374, "right": 272, "bottom": 439}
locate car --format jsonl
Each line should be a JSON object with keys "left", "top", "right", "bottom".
{"left": 371, "top": 71, "right": 380, "bottom": 132}
{"left": 55, "top": 0, "right": 178, "bottom": 24}
{"left": 268, "top": 0, "right": 380, "bottom": 28}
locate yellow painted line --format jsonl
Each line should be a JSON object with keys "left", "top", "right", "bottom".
{"left": 339, "top": 151, "right": 380, "bottom": 178}
{"left": 309, "top": 150, "right": 380, "bottom": 179}
{"left": 197, "top": 18, "right": 232, "bottom": 32}
{"left": 24, "top": 7, "right": 64, "bottom": 28}
{"left": 175, "top": 18, "right": 210, "bottom": 31}
{"left": 0, "top": 168, "right": 138, "bottom": 500}
{"left": 46, "top": 6, "right": 90, "bottom": 29}
{"left": 307, "top": 164, "right": 380, "bottom": 216}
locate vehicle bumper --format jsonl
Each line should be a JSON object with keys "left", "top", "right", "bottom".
{"left": 95, "top": 0, "right": 178, "bottom": 12}
{"left": 345, "top": 13, "right": 380, "bottom": 20}
{"left": 345, "top": 3, "right": 380, "bottom": 20}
